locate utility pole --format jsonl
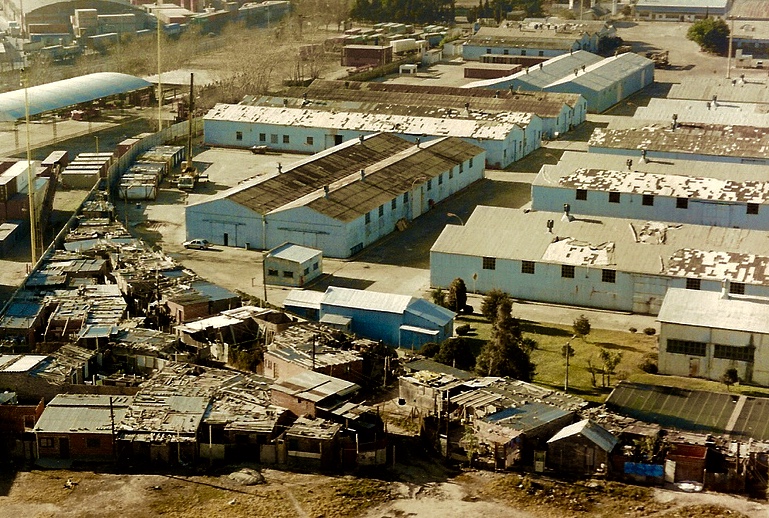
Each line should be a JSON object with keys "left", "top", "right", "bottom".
{"left": 726, "top": 16, "right": 735, "bottom": 79}
{"left": 22, "top": 68, "right": 38, "bottom": 265}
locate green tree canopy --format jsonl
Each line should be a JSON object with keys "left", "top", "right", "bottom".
{"left": 686, "top": 18, "right": 729, "bottom": 55}
{"left": 446, "top": 278, "right": 468, "bottom": 313}
{"left": 480, "top": 288, "right": 511, "bottom": 322}
{"left": 475, "top": 299, "right": 536, "bottom": 380}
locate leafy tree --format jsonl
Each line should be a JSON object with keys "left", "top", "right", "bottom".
{"left": 420, "top": 341, "right": 441, "bottom": 358}
{"left": 599, "top": 348, "right": 623, "bottom": 387}
{"left": 480, "top": 288, "right": 510, "bottom": 322}
{"left": 476, "top": 299, "right": 536, "bottom": 380}
{"left": 446, "top": 278, "right": 468, "bottom": 313}
{"left": 573, "top": 314, "right": 591, "bottom": 339}
{"left": 431, "top": 287, "right": 446, "bottom": 308}
{"left": 722, "top": 368, "right": 739, "bottom": 391}
{"left": 434, "top": 337, "right": 476, "bottom": 370}
{"left": 686, "top": 18, "right": 729, "bottom": 55}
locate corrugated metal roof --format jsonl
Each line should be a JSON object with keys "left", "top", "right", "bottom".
{"left": 730, "top": 0, "right": 769, "bottom": 20}
{"left": 404, "top": 358, "right": 474, "bottom": 379}
{"left": 589, "top": 124, "right": 769, "bottom": 159}
{"left": 632, "top": 98, "right": 769, "bottom": 128}
{"left": 205, "top": 103, "right": 521, "bottom": 140}
{"left": 430, "top": 205, "right": 769, "bottom": 284}
{"left": 0, "top": 73, "right": 152, "bottom": 122}
{"left": 557, "top": 168, "right": 769, "bottom": 204}
{"left": 547, "top": 419, "right": 618, "bottom": 452}
{"left": 283, "top": 289, "right": 325, "bottom": 310}
{"left": 404, "top": 297, "right": 455, "bottom": 326}
{"left": 545, "top": 52, "right": 653, "bottom": 91}
{"left": 322, "top": 286, "right": 412, "bottom": 314}
{"left": 669, "top": 77, "right": 769, "bottom": 104}
{"left": 463, "top": 50, "right": 603, "bottom": 90}
{"left": 657, "top": 288, "right": 769, "bottom": 334}
{"left": 272, "top": 370, "right": 359, "bottom": 402}
{"left": 267, "top": 243, "right": 322, "bottom": 263}
{"left": 1, "top": 355, "right": 47, "bottom": 372}
{"left": 635, "top": 0, "right": 727, "bottom": 8}
{"left": 534, "top": 150, "right": 769, "bottom": 186}
{"left": 484, "top": 402, "right": 571, "bottom": 432}
{"left": 35, "top": 394, "right": 132, "bottom": 434}
{"left": 276, "top": 79, "right": 581, "bottom": 117}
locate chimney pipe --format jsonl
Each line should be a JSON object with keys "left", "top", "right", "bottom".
{"left": 721, "top": 278, "right": 730, "bottom": 299}
{"left": 358, "top": 135, "right": 364, "bottom": 144}
{"left": 671, "top": 113, "right": 678, "bottom": 130}
{"left": 360, "top": 169, "right": 365, "bottom": 181}
{"left": 323, "top": 185, "right": 329, "bottom": 197}
{"left": 277, "top": 163, "right": 282, "bottom": 174}
{"left": 562, "top": 203, "right": 573, "bottom": 222}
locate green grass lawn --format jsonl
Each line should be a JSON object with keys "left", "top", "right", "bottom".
{"left": 456, "top": 313, "right": 658, "bottom": 403}
{"left": 456, "top": 313, "right": 769, "bottom": 403}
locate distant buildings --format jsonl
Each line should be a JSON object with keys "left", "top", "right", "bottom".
{"left": 187, "top": 133, "right": 485, "bottom": 257}
{"left": 531, "top": 151, "right": 769, "bottom": 230}
{"left": 633, "top": 0, "right": 729, "bottom": 21}
{"left": 464, "top": 51, "right": 655, "bottom": 113}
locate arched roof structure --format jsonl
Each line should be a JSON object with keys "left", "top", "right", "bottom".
{"left": 0, "top": 72, "right": 152, "bottom": 122}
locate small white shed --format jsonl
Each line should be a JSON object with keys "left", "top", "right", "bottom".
{"left": 264, "top": 243, "right": 323, "bottom": 287}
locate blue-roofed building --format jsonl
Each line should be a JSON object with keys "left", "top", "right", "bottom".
{"left": 283, "top": 286, "right": 455, "bottom": 349}
{"left": 264, "top": 243, "right": 323, "bottom": 288}
{"left": 475, "top": 401, "right": 575, "bottom": 469}
{"left": 0, "top": 72, "right": 152, "bottom": 122}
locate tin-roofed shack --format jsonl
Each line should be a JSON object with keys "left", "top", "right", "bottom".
{"left": 263, "top": 322, "right": 365, "bottom": 384}
{"left": 282, "top": 415, "right": 342, "bottom": 471}
{"left": 547, "top": 419, "right": 618, "bottom": 475}
{"left": 271, "top": 370, "right": 360, "bottom": 419}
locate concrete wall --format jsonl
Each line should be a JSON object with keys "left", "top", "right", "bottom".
{"left": 37, "top": 432, "right": 115, "bottom": 461}
{"left": 658, "top": 322, "right": 769, "bottom": 386}
{"left": 531, "top": 184, "right": 769, "bottom": 230}
{"left": 462, "top": 39, "right": 583, "bottom": 61}
{"left": 264, "top": 254, "right": 322, "bottom": 288}
{"left": 322, "top": 305, "right": 403, "bottom": 345}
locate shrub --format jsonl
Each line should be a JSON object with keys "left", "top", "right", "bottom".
{"left": 420, "top": 342, "right": 440, "bottom": 358}
{"left": 455, "top": 324, "right": 471, "bottom": 336}
{"left": 640, "top": 357, "right": 658, "bottom": 374}
{"left": 643, "top": 327, "right": 656, "bottom": 336}
{"left": 628, "top": 327, "right": 637, "bottom": 333}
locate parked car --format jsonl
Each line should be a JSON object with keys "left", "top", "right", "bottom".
{"left": 183, "top": 239, "right": 211, "bottom": 250}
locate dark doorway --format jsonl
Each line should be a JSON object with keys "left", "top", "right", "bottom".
{"left": 223, "top": 233, "right": 229, "bottom": 246}
{"left": 334, "top": 135, "right": 343, "bottom": 145}
{"left": 59, "top": 437, "right": 70, "bottom": 458}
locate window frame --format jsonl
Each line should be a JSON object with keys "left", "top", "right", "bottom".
{"left": 482, "top": 257, "right": 496, "bottom": 270}
{"left": 676, "top": 197, "right": 689, "bottom": 209}
{"left": 521, "top": 261, "right": 535, "bottom": 274}
{"left": 666, "top": 339, "right": 707, "bottom": 357}
{"left": 730, "top": 282, "right": 746, "bottom": 295}
{"left": 561, "top": 265, "right": 575, "bottom": 278}
{"left": 608, "top": 192, "right": 620, "bottom": 203}
{"left": 601, "top": 269, "right": 616, "bottom": 283}
{"left": 685, "top": 278, "right": 701, "bottom": 290}
{"left": 642, "top": 194, "right": 654, "bottom": 206}
{"left": 576, "top": 189, "right": 587, "bottom": 201}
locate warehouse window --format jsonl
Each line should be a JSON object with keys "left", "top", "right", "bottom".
{"left": 39, "top": 438, "right": 54, "bottom": 448}
{"left": 283, "top": 135, "right": 290, "bottom": 144}
{"left": 561, "top": 265, "right": 575, "bottom": 278}
{"left": 486, "top": 48, "right": 491, "bottom": 54}
{"left": 304, "top": 267, "right": 310, "bottom": 275}
{"left": 730, "top": 282, "right": 746, "bottom": 295}
{"left": 306, "top": 136, "right": 314, "bottom": 145}
{"left": 685, "top": 278, "right": 701, "bottom": 290}
{"left": 259, "top": 133, "right": 266, "bottom": 142}
{"left": 283, "top": 271, "right": 293, "bottom": 278}
{"left": 86, "top": 438, "right": 101, "bottom": 448}
{"left": 271, "top": 134, "right": 278, "bottom": 144}
{"left": 403, "top": 192, "right": 409, "bottom": 203}
{"left": 365, "top": 213, "right": 371, "bottom": 224}
{"left": 378, "top": 204, "right": 384, "bottom": 217}
{"left": 236, "top": 131, "right": 243, "bottom": 141}
{"left": 313, "top": 262, "right": 319, "bottom": 270}
{"left": 460, "top": 162, "right": 464, "bottom": 173}
{"left": 449, "top": 169, "right": 453, "bottom": 179}
{"left": 714, "top": 344, "right": 754, "bottom": 362}
{"left": 521, "top": 50, "right": 527, "bottom": 56}
{"left": 350, "top": 243, "right": 363, "bottom": 255}
{"left": 469, "top": 157, "right": 474, "bottom": 168}
{"left": 676, "top": 197, "right": 688, "bottom": 209}
{"left": 267, "top": 269, "right": 278, "bottom": 276}
{"left": 503, "top": 49, "right": 509, "bottom": 55}
{"left": 576, "top": 189, "right": 587, "bottom": 200}
{"left": 666, "top": 339, "right": 706, "bottom": 357}
{"left": 601, "top": 269, "right": 616, "bottom": 283}
{"left": 391, "top": 198, "right": 397, "bottom": 210}
{"left": 608, "top": 192, "right": 620, "bottom": 203}
{"left": 438, "top": 174, "right": 443, "bottom": 185}
{"left": 747, "top": 203, "right": 759, "bottom": 215}
{"left": 427, "top": 179, "right": 432, "bottom": 191}
{"left": 642, "top": 194, "right": 654, "bottom": 206}
{"left": 482, "top": 257, "right": 496, "bottom": 270}
{"left": 521, "top": 261, "right": 535, "bottom": 274}
{"left": 538, "top": 50, "right": 544, "bottom": 56}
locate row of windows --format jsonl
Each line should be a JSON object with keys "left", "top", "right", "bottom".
{"left": 686, "top": 278, "right": 745, "bottom": 294}
{"left": 267, "top": 262, "right": 319, "bottom": 278}
{"left": 40, "top": 437, "right": 101, "bottom": 448}
{"left": 666, "top": 339, "right": 707, "bottom": 357}
{"left": 487, "top": 48, "right": 546, "bottom": 57}
{"left": 714, "top": 344, "right": 755, "bottom": 362}
{"left": 575, "top": 190, "right": 760, "bottom": 214}
{"left": 482, "top": 259, "right": 615, "bottom": 282}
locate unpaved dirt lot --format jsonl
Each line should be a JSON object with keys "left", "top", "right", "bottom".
{"left": 1, "top": 464, "right": 766, "bottom": 518}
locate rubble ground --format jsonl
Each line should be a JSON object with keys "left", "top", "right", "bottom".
{"left": 1, "top": 464, "right": 764, "bottom": 518}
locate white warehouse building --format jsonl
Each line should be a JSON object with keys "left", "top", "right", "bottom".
{"left": 657, "top": 287, "right": 769, "bottom": 386}
{"left": 203, "top": 102, "right": 534, "bottom": 169}
{"left": 430, "top": 205, "right": 769, "bottom": 315}
{"left": 532, "top": 151, "right": 769, "bottom": 230}
{"left": 186, "top": 133, "right": 485, "bottom": 258}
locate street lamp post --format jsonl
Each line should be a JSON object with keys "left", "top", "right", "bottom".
{"left": 446, "top": 212, "right": 464, "bottom": 226}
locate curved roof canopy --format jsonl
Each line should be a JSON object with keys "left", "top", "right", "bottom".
{"left": 0, "top": 72, "right": 152, "bottom": 122}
